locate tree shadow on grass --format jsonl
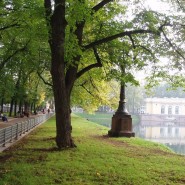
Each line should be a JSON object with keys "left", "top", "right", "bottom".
{"left": 0, "top": 154, "right": 13, "bottom": 163}
{"left": 31, "top": 147, "right": 59, "bottom": 152}
{"left": 31, "top": 145, "right": 77, "bottom": 152}
{"left": 41, "top": 137, "right": 55, "bottom": 141}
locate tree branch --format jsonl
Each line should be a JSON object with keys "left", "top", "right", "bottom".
{"left": 37, "top": 71, "right": 53, "bottom": 87}
{"left": 92, "top": 0, "right": 113, "bottom": 12}
{"left": 44, "top": 0, "right": 52, "bottom": 18}
{"left": 84, "top": 29, "right": 159, "bottom": 50}
{"left": 79, "top": 79, "right": 99, "bottom": 98}
{"left": 76, "top": 47, "right": 102, "bottom": 79}
{"left": 161, "top": 28, "right": 185, "bottom": 61}
{"left": 89, "top": 76, "right": 99, "bottom": 92}
{"left": 0, "top": 40, "right": 30, "bottom": 71}
{"left": 93, "top": 46, "right": 102, "bottom": 65}
{"left": 128, "top": 35, "right": 136, "bottom": 49}
{"left": 44, "top": 0, "right": 52, "bottom": 43}
{"left": 0, "top": 23, "right": 19, "bottom": 31}
{"left": 176, "top": 0, "right": 185, "bottom": 11}
{"left": 135, "top": 45, "right": 154, "bottom": 56}
{"left": 80, "top": 83, "right": 96, "bottom": 97}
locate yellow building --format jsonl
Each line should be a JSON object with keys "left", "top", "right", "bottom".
{"left": 138, "top": 98, "right": 185, "bottom": 142}
{"left": 144, "top": 97, "right": 185, "bottom": 116}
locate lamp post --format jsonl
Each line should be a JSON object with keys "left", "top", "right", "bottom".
{"left": 108, "top": 65, "right": 135, "bottom": 137}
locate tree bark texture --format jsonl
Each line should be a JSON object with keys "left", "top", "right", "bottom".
{"left": 45, "top": 0, "right": 76, "bottom": 148}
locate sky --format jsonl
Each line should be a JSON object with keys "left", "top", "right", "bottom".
{"left": 144, "top": 0, "right": 171, "bottom": 12}
{"left": 144, "top": 0, "right": 185, "bottom": 15}
{"left": 119, "top": 0, "right": 176, "bottom": 22}
{"left": 126, "top": 0, "right": 184, "bottom": 83}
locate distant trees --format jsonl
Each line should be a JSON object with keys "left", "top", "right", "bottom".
{"left": 147, "top": 83, "right": 185, "bottom": 98}
{"left": 125, "top": 84, "right": 145, "bottom": 114}
{"left": 0, "top": 1, "right": 51, "bottom": 115}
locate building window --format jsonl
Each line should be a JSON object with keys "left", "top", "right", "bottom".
{"left": 175, "top": 128, "right": 179, "bottom": 137}
{"left": 161, "top": 105, "right": 165, "bottom": 114}
{"left": 175, "top": 106, "right": 179, "bottom": 115}
{"left": 168, "top": 106, "right": 172, "bottom": 115}
{"left": 160, "top": 128, "right": 164, "bottom": 137}
{"left": 168, "top": 127, "right": 172, "bottom": 136}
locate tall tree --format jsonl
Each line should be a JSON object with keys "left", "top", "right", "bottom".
{"left": 43, "top": 0, "right": 185, "bottom": 148}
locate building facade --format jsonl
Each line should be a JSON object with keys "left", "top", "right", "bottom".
{"left": 136, "top": 98, "right": 185, "bottom": 144}
{"left": 139, "top": 97, "right": 185, "bottom": 127}
{"left": 144, "top": 97, "right": 185, "bottom": 116}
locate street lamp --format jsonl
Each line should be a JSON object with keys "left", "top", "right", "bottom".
{"left": 108, "top": 64, "right": 135, "bottom": 137}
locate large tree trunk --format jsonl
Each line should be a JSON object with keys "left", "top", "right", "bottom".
{"left": 49, "top": 0, "right": 76, "bottom": 149}
{"left": 51, "top": 68, "right": 77, "bottom": 148}
{"left": 45, "top": 0, "right": 85, "bottom": 149}
{"left": 52, "top": 67, "right": 75, "bottom": 148}
{"left": 51, "top": 48, "right": 77, "bottom": 148}
{"left": 51, "top": 47, "right": 75, "bottom": 148}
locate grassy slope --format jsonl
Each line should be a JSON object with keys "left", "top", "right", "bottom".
{"left": 0, "top": 115, "right": 185, "bottom": 185}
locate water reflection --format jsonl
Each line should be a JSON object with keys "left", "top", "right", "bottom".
{"left": 134, "top": 121, "right": 185, "bottom": 155}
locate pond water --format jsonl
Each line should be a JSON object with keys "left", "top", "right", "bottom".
{"left": 134, "top": 123, "right": 185, "bottom": 155}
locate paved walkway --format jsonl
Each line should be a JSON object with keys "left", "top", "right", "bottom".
{"left": 0, "top": 113, "right": 52, "bottom": 152}
{"left": 0, "top": 115, "right": 39, "bottom": 129}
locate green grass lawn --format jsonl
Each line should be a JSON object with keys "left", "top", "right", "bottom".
{"left": 75, "top": 112, "right": 113, "bottom": 127}
{"left": 75, "top": 112, "right": 140, "bottom": 127}
{"left": 0, "top": 114, "right": 185, "bottom": 185}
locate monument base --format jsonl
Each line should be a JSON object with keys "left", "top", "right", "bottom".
{"left": 108, "top": 113, "right": 135, "bottom": 137}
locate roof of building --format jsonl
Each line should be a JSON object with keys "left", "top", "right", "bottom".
{"left": 145, "top": 97, "right": 185, "bottom": 104}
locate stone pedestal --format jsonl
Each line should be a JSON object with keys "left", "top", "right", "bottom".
{"left": 108, "top": 113, "right": 135, "bottom": 137}
{"left": 108, "top": 77, "right": 135, "bottom": 138}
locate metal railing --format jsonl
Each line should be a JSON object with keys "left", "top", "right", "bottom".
{"left": 0, "top": 113, "right": 54, "bottom": 147}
